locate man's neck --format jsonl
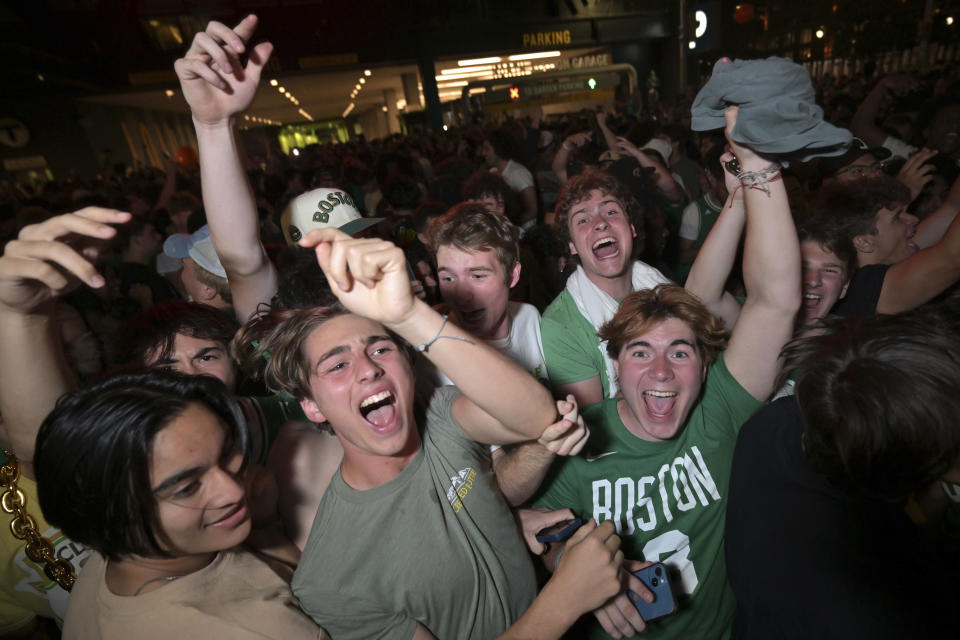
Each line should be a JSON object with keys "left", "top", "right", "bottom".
{"left": 584, "top": 267, "right": 633, "bottom": 299}
{"left": 494, "top": 157, "right": 509, "bottom": 173}
{"left": 340, "top": 431, "right": 422, "bottom": 491}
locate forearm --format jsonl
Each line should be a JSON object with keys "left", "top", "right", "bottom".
{"left": 597, "top": 119, "right": 619, "bottom": 153}
{"left": 552, "top": 146, "right": 571, "bottom": 183}
{"left": 684, "top": 196, "right": 746, "bottom": 328}
{"left": 390, "top": 300, "right": 555, "bottom": 438}
{"left": 915, "top": 182, "right": 960, "bottom": 248}
{"left": 496, "top": 580, "right": 580, "bottom": 640}
{"left": 741, "top": 161, "right": 800, "bottom": 313}
{"left": 850, "top": 84, "right": 889, "bottom": 148}
{"left": 630, "top": 151, "right": 681, "bottom": 202}
{"left": 195, "top": 119, "right": 278, "bottom": 318}
{"left": 493, "top": 443, "right": 555, "bottom": 506}
{"left": 0, "top": 306, "right": 76, "bottom": 469}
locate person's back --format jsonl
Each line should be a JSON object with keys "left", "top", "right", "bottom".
{"left": 726, "top": 315, "right": 960, "bottom": 638}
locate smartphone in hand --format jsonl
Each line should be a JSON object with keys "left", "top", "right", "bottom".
{"left": 628, "top": 563, "right": 677, "bottom": 623}
{"left": 535, "top": 517, "right": 582, "bottom": 543}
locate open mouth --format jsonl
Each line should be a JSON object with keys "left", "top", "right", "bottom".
{"left": 359, "top": 389, "right": 397, "bottom": 429}
{"left": 642, "top": 390, "right": 677, "bottom": 418}
{"left": 459, "top": 308, "right": 485, "bottom": 324}
{"left": 592, "top": 237, "right": 619, "bottom": 260}
{"left": 803, "top": 292, "right": 822, "bottom": 308}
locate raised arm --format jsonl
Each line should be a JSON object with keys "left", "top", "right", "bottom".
{"left": 0, "top": 208, "right": 131, "bottom": 477}
{"left": 683, "top": 151, "right": 747, "bottom": 330}
{"left": 876, "top": 204, "right": 960, "bottom": 314}
{"left": 300, "top": 228, "right": 557, "bottom": 444}
{"left": 174, "top": 15, "right": 278, "bottom": 321}
{"left": 552, "top": 131, "right": 592, "bottom": 184}
{"left": 851, "top": 74, "right": 919, "bottom": 148}
{"left": 614, "top": 136, "right": 682, "bottom": 203}
{"left": 914, "top": 171, "right": 960, "bottom": 249}
{"left": 723, "top": 107, "right": 801, "bottom": 400}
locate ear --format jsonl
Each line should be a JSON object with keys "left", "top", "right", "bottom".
{"left": 612, "top": 359, "right": 620, "bottom": 378}
{"left": 508, "top": 261, "right": 521, "bottom": 289}
{"left": 197, "top": 283, "right": 218, "bottom": 303}
{"left": 839, "top": 280, "right": 851, "bottom": 300}
{"left": 569, "top": 240, "right": 579, "bottom": 256}
{"left": 300, "top": 397, "right": 327, "bottom": 424}
{"left": 852, "top": 233, "right": 876, "bottom": 254}
{"left": 630, "top": 223, "right": 637, "bottom": 239}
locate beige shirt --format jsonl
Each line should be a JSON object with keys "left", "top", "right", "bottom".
{"left": 64, "top": 549, "right": 328, "bottom": 639}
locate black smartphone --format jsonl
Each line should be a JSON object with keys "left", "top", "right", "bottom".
{"left": 628, "top": 563, "right": 677, "bottom": 623}
{"left": 535, "top": 517, "right": 582, "bottom": 543}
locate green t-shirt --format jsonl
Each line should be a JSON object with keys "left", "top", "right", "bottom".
{"left": 292, "top": 387, "right": 536, "bottom": 640}
{"left": 540, "top": 288, "right": 613, "bottom": 398}
{"left": 535, "top": 354, "right": 762, "bottom": 639}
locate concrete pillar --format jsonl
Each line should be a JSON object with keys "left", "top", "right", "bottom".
{"left": 384, "top": 88, "right": 400, "bottom": 135}
{"left": 402, "top": 72, "right": 422, "bottom": 109}
{"left": 417, "top": 55, "right": 443, "bottom": 132}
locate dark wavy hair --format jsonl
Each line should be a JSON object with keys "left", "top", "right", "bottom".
{"left": 785, "top": 312, "right": 960, "bottom": 500}
{"left": 35, "top": 371, "right": 248, "bottom": 560}
{"left": 114, "top": 300, "right": 238, "bottom": 368}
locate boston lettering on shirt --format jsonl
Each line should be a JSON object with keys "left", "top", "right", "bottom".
{"left": 534, "top": 354, "right": 761, "bottom": 639}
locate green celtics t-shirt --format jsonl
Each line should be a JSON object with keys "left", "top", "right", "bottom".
{"left": 540, "top": 288, "right": 613, "bottom": 398}
{"left": 535, "top": 354, "right": 761, "bottom": 639}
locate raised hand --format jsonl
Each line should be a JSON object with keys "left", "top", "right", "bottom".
{"left": 898, "top": 148, "right": 939, "bottom": 200}
{"left": 537, "top": 395, "right": 589, "bottom": 456}
{"left": 0, "top": 207, "right": 130, "bottom": 315}
{"left": 299, "top": 228, "right": 416, "bottom": 327}
{"left": 173, "top": 15, "right": 274, "bottom": 126}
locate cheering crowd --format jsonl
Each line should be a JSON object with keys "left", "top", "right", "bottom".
{"left": 1, "top": 14, "right": 958, "bottom": 640}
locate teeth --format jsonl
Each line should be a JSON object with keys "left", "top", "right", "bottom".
{"left": 804, "top": 293, "right": 821, "bottom": 300}
{"left": 592, "top": 237, "right": 615, "bottom": 250}
{"left": 360, "top": 390, "right": 393, "bottom": 408}
{"left": 643, "top": 390, "right": 677, "bottom": 397}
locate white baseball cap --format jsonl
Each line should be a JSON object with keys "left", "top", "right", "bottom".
{"left": 641, "top": 137, "right": 673, "bottom": 164}
{"left": 162, "top": 225, "right": 227, "bottom": 279}
{"left": 280, "top": 187, "right": 382, "bottom": 245}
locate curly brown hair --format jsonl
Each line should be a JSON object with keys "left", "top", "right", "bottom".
{"left": 598, "top": 284, "right": 728, "bottom": 367}
{"left": 553, "top": 168, "right": 645, "bottom": 262}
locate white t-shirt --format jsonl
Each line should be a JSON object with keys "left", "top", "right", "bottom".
{"left": 494, "top": 160, "right": 535, "bottom": 193}
{"left": 882, "top": 135, "right": 919, "bottom": 160}
{"left": 436, "top": 302, "right": 548, "bottom": 387}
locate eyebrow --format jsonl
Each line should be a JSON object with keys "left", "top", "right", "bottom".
{"left": 571, "top": 199, "right": 620, "bottom": 217}
{"left": 191, "top": 346, "right": 223, "bottom": 359}
{"left": 625, "top": 338, "right": 695, "bottom": 350}
{"left": 153, "top": 466, "right": 203, "bottom": 494}
{"left": 315, "top": 335, "right": 396, "bottom": 370}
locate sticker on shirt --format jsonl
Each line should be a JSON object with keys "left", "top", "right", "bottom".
{"left": 445, "top": 467, "right": 477, "bottom": 514}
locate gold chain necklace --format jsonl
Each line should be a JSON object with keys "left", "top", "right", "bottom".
{"left": 0, "top": 450, "right": 76, "bottom": 591}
